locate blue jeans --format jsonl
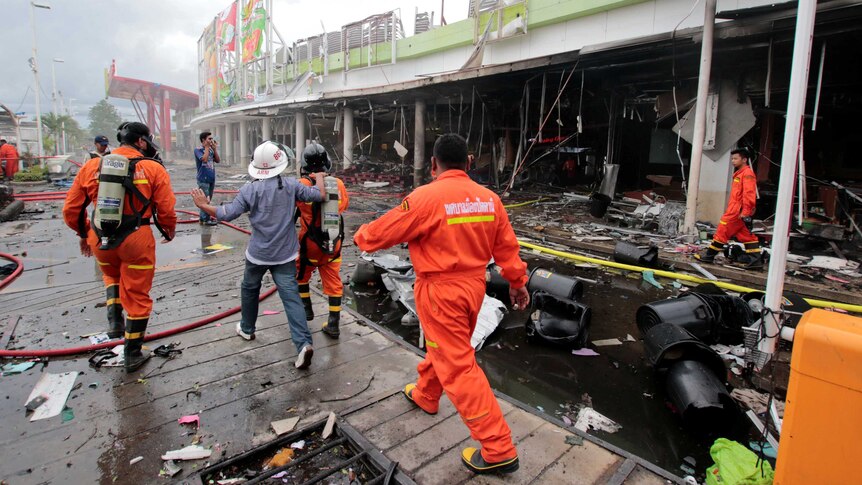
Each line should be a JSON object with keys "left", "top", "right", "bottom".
{"left": 240, "top": 258, "right": 312, "bottom": 353}
{"left": 198, "top": 180, "right": 215, "bottom": 221}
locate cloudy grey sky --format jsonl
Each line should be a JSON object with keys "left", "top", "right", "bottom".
{"left": 2, "top": 0, "right": 466, "bottom": 130}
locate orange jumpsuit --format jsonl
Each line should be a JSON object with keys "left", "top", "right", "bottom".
{"left": 0, "top": 143, "right": 19, "bottom": 179}
{"left": 708, "top": 164, "right": 759, "bottom": 254}
{"left": 296, "top": 176, "right": 350, "bottom": 297}
{"left": 354, "top": 169, "right": 528, "bottom": 463}
{"left": 62, "top": 146, "right": 177, "bottom": 324}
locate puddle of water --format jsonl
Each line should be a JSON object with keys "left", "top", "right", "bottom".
{"left": 345, "top": 254, "right": 721, "bottom": 474}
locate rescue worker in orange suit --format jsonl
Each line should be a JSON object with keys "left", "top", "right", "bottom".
{"left": 0, "top": 139, "right": 20, "bottom": 180}
{"left": 63, "top": 122, "right": 177, "bottom": 372}
{"left": 354, "top": 134, "right": 529, "bottom": 475}
{"left": 295, "top": 142, "right": 350, "bottom": 338}
{"left": 695, "top": 148, "right": 762, "bottom": 269}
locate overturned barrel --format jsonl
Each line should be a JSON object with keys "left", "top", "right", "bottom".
{"left": 589, "top": 193, "right": 612, "bottom": 218}
{"left": 665, "top": 360, "right": 739, "bottom": 433}
{"left": 527, "top": 268, "right": 583, "bottom": 300}
{"left": 350, "top": 260, "right": 384, "bottom": 286}
{"left": 526, "top": 291, "right": 591, "bottom": 349}
{"left": 642, "top": 323, "right": 727, "bottom": 378}
{"left": 637, "top": 293, "right": 716, "bottom": 341}
{"left": 613, "top": 241, "right": 659, "bottom": 268}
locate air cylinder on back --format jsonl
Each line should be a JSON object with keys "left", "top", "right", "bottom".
{"left": 94, "top": 154, "right": 129, "bottom": 249}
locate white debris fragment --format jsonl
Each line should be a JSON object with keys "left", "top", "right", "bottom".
{"left": 574, "top": 407, "right": 622, "bottom": 434}
{"left": 592, "top": 338, "right": 623, "bottom": 347}
{"left": 161, "top": 444, "right": 213, "bottom": 461}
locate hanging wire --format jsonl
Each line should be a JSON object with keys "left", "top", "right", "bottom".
{"left": 670, "top": 0, "right": 704, "bottom": 197}
{"left": 507, "top": 65, "right": 578, "bottom": 191}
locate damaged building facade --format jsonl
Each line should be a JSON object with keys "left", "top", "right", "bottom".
{"left": 190, "top": 0, "right": 862, "bottom": 230}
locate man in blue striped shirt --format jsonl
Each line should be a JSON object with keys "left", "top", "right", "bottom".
{"left": 193, "top": 141, "right": 325, "bottom": 369}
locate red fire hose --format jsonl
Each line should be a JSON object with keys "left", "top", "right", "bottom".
{"left": 0, "top": 209, "right": 271, "bottom": 358}
{"left": 0, "top": 252, "right": 23, "bottom": 291}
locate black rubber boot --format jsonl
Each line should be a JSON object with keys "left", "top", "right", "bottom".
{"left": 742, "top": 242, "right": 764, "bottom": 270}
{"left": 322, "top": 296, "right": 341, "bottom": 339}
{"left": 124, "top": 317, "right": 151, "bottom": 373}
{"left": 106, "top": 284, "right": 125, "bottom": 339}
{"left": 694, "top": 241, "right": 724, "bottom": 264}
{"left": 461, "top": 447, "right": 519, "bottom": 475}
{"left": 299, "top": 283, "right": 314, "bottom": 321}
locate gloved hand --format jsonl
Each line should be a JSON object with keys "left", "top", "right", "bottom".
{"left": 741, "top": 216, "right": 753, "bottom": 231}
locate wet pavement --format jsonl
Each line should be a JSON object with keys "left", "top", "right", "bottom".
{"left": 0, "top": 161, "right": 719, "bottom": 482}
{"left": 342, "top": 244, "right": 717, "bottom": 475}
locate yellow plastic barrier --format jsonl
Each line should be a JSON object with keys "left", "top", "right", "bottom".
{"left": 517, "top": 240, "right": 862, "bottom": 313}
{"left": 774, "top": 309, "right": 862, "bottom": 484}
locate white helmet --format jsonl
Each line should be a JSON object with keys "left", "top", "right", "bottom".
{"left": 249, "top": 141, "right": 294, "bottom": 179}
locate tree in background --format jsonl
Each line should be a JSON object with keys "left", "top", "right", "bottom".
{"left": 41, "top": 113, "right": 86, "bottom": 155}
{"left": 88, "top": 100, "right": 123, "bottom": 140}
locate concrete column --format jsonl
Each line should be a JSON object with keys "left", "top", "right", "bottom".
{"left": 696, "top": 149, "right": 733, "bottom": 224}
{"left": 239, "top": 119, "right": 250, "bottom": 169}
{"left": 343, "top": 107, "right": 354, "bottom": 170}
{"left": 261, "top": 117, "right": 272, "bottom": 142}
{"left": 218, "top": 125, "right": 227, "bottom": 163}
{"left": 224, "top": 123, "right": 234, "bottom": 167}
{"left": 295, "top": 111, "right": 306, "bottom": 177}
{"left": 414, "top": 99, "right": 426, "bottom": 187}
{"left": 682, "top": 0, "right": 717, "bottom": 235}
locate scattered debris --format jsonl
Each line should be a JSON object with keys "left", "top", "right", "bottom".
{"left": 641, "top": 270, "right": 663, "bottom": 289}
{"left": 61, "top": 406, "right": 74, "bottom": 423}
{"left": 565, "top": 434, "right": 584, "bottom": 446}
{"left": 173, "top": 288, "right": 187, "bottom": 295}
{"left": 263, "top": 448, "right": 295, "bottom": 469}
{"left": 271, "top": 417, "right": 300, "bottom": 436}
{"left": 178, "top": 414, "right": 200, "bottom": 428}
{"left": 592, "top": 338, "right": 623, "bottom": 347}
{"left": 25, "top": 371, "right": 79, "bottom": 421}
{"left": 472, "top": 296, "right": 506, "bottom": 350}
{"left": 322, "top": 412, "right": 337, "bottom": 439}
{"left": 129, "top": 456, "right": 143, "bottom": 465}
{"left": 154, "top": 342, "right": 183, "bottom": 358}
{"left": 1, "top": 361, "right": 37, "bottom": 375}
{"left": 290, "top": 440, "right": 305, "bottom": 450}
{"left": 88, "top": 333, "right": 111, "bottom": 345}
{"left": 745, "top": 411, "right": 780, "bottom": 451}
{"left": 805, "top": 255, "right": 859, "bottom": 271}
{"left": 689, "top": 262, "right": 718, "bottom": 281}
{"left": 161, "top": 444, "right": 213, "bottom": 461}
{"left": 160, "top": 460, "right": 182, "bottom": 477}
{"left": 572, "top": 348, "right": 600, "bottom": 357}
{"left": 574, "top": 407, "right": 622, "bottom": 434}
{"left": 730, "top": 388, "right": 785, "bottom": 416}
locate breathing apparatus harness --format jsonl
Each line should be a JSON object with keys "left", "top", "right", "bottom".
{"left": 294, "top": 144, "right": 343, "bottom": 276}
{"left": 82, "top": 124, "right": 171, "bottom": 250}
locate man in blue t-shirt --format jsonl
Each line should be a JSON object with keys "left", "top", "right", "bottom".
{"left": 194, "top": 131, "right": 221, "bottom": 225}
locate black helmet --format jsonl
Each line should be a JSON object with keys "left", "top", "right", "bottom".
{"left": 301, "top": 142, "right": 331, "bottom": 173}
{"left": 117, "top": 122, "right": 161, "bottom": 159}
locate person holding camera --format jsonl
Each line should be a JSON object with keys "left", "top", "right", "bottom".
{"left": 194, "top": 131, "right": 221, "bottom": 225}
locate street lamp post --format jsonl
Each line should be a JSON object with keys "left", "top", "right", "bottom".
{"left": 29, "top": 1, "right": 51, "bottom": 161}
{"left": 51, "top": 58, "right": 64, "bottom": 155}
{"left": 51, "top": 58, "right": 63, "bottom": 116}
